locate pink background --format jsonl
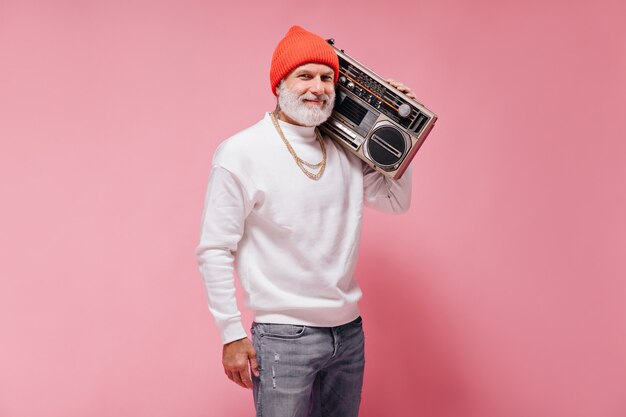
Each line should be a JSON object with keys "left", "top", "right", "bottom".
{"left": 1, "top": 0, "right": 625, "bottom": 416}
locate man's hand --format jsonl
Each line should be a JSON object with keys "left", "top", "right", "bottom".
{"left": 386, "top": 78, "right": 417, "bottom": 100}
{"left": 222, "top": 337, "right": 260, "bottom": 389}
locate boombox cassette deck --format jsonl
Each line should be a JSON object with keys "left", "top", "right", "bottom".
{"left": 320, "top": 39, "right": 437, "bottom": 179}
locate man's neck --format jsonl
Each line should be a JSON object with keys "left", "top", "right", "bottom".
{"left": 275, "top": 108, "right": 306, "bottom": 127}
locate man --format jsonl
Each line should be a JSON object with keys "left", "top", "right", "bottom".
{"left": 196, "top": 25, "right": 415, "bottom": 417}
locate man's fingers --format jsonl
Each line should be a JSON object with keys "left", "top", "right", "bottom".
{"left": 395, "top": 84, "right": 410, "bottom": 93}
{"left": 386, "top": 78, "right": 416, "bottom": 98}
{"left": 249, "top": 356, "right": 260, "bottom": 377}
{"left": 230, "top": 370, "right": 246, "bottom": 388}
{"left": 240, "top": 369, "right": 253, "bottom": 389}
{"left": 224, "top": 364, "right": 253, "bottom": 389}
{"left": 222, "top": 338, "right": 257, "bottom": 389}
{"left": 386, "top": 78, "right": 402, "bottom": 89}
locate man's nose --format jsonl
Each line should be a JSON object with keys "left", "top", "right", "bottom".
{"left": 309, "top": 76, "right": 324, "bottom": 95}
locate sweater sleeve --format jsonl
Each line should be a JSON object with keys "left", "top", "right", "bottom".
{"left": 195, "top": 166, "right": 250, "bottom": 344}
{"left": 362, "top": 163, "right": 412, "bottom": 213}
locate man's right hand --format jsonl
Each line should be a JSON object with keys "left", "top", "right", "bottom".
{"left": 222, "top": 337, "right": 259, "bottom": 389}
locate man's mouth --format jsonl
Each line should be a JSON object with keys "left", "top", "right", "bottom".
{"left": 302, "top": 99, "right": 325, "bottom": 106}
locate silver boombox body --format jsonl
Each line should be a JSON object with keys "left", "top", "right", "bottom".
{"left": 320, "top": 40, "right": 437, "bottom": 179}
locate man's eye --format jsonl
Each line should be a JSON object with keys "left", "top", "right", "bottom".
{"left": 322, "top": 76, "right": 333, "bottom": 81}
{"left": 298, "top": 74, "right": 312, "bottom": 79}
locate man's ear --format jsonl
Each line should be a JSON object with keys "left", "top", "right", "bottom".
{"left": 275, "top": 84, "right": 280, "bottom": 96}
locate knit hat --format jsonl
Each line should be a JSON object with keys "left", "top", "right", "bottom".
{"left": 269, "top": 25, "right": 339, "bottom": 95}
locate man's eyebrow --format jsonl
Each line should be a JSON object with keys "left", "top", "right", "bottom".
{"left": 294, "top": 69, "right": 314, "bottom": 75}
{"left": 294, "top": 68, "right": 335, "bottom": 76}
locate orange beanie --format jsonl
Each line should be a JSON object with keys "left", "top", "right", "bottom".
{"left": 269, "top": 25, "right": 339, "bottom": 96}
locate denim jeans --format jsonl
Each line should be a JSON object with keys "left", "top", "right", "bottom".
{"left": 251, "top": 317, "right": 365, "bottom": 417}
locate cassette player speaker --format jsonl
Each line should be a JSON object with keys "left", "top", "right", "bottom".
{"left": 319, "top": 39, "right": 438, "bottom": 179}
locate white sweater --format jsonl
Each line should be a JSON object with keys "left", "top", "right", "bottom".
{"left": 196, "top": 113, "right": 412, "bottom": 343}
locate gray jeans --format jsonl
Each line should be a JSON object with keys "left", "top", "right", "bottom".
{"left": 251, "top": 317, "right": 365, "bottom": 417}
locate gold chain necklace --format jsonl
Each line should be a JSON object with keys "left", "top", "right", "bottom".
{"left": 270, "top": 112, "right": 327, "bottom": 180}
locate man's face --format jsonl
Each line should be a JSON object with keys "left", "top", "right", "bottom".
{"left": 276, "top": 63, "right": 336, "bottom": 127}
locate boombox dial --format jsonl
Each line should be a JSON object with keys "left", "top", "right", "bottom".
{"left": 398, "top": 104, "right": 412, "bottom": 118}
{"left": 338, "top": 75, "right": 355, "bottom": 91}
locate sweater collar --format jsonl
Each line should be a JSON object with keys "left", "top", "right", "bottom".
{"left": 265, "top": 112, "right": 318, "bottom": 143}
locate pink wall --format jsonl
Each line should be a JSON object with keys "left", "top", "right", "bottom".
{"left": 1, "top": 1, "right": 625, "bottom": 416}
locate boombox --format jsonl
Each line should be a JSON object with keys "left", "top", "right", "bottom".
{"left": 320, "top": 39, "right": 437, "bottom": 179}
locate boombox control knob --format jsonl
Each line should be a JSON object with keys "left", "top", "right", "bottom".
{"left": 338, "top": 76, "right": 347, "bottom": 84}
{"left": 398, "top": 103, "right": 412, "bottom": 118}
{"left": 346, "top": 81, "right": 355, "bottom": 90}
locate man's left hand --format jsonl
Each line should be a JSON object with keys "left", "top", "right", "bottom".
{"left": 386, "top": 78, "right": 416, "bottom": 100}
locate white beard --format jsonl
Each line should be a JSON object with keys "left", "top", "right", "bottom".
{"left": 277, "top": 82, "right": 335, "bottom": 127}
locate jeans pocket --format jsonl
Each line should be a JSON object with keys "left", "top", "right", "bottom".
{"left": 257, "top": 323, "right": 307, "bottom": 340}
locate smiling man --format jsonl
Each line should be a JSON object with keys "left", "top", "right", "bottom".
{"left": 276, "top": 63, "right": 335, "bottom": 127}
{"left": 196, "top": 25, "right": 414, "bottom": 417}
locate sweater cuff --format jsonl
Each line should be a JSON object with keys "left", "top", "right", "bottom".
{"left": 220, "top": 320, "right": 248, "bottom": 345}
